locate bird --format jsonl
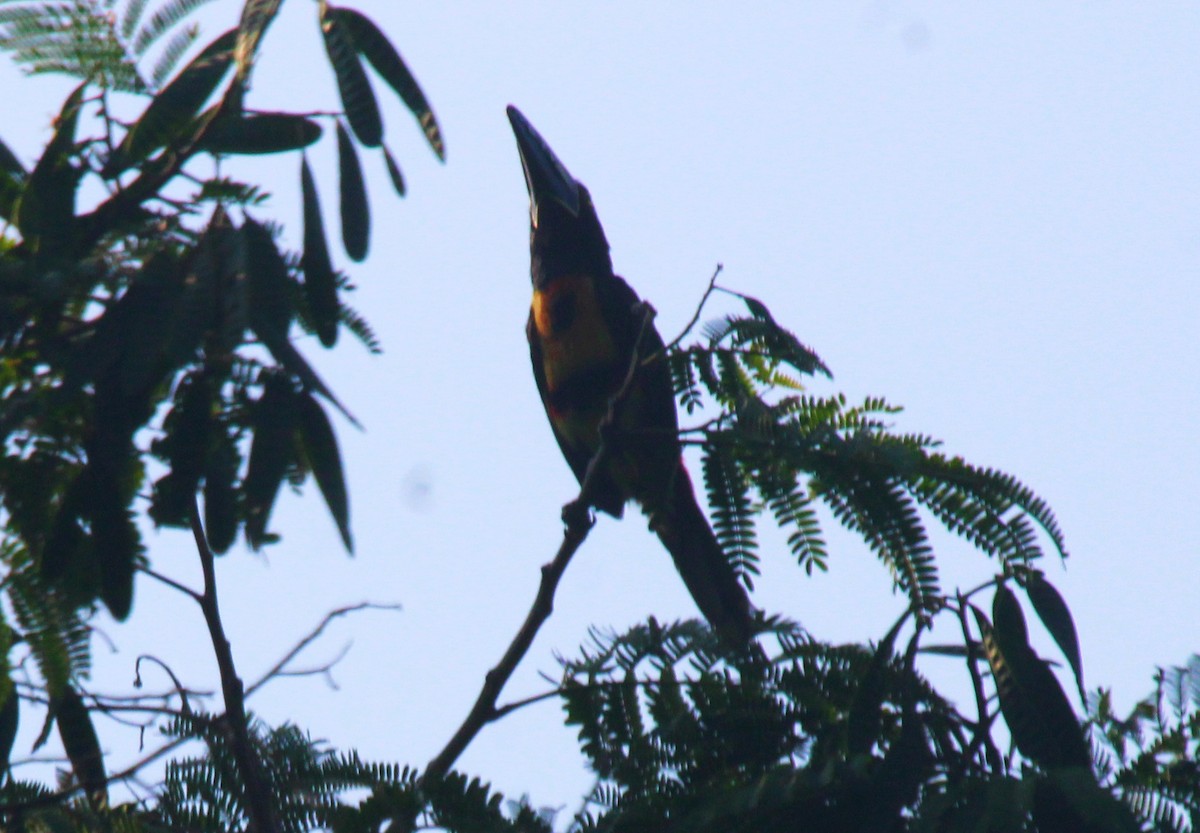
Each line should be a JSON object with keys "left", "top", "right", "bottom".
{"left": 507, "top": 105, "right": 755, "bottom": 647}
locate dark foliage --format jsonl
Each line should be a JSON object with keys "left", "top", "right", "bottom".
{"left": 0, "top": 4, "right": 1193, "bottom": 833}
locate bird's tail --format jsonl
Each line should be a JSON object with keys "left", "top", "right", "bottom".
{"left": 650, "top": 464, "right": 756, "bottom": 648}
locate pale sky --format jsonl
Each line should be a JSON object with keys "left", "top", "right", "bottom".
{"left": 3, "top": 1, "right": 1198, "bottom": 817}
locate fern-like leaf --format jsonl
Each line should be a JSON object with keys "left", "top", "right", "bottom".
{"left": 702, "top": 442, "right": 758, "bottom": 581}
{"left": 767, "top": 487, "right": 827, "bottom": 574}
{"left": 129, "top": 0, "right": 210, "bottom": 55}
{"left": 148, "top": 19, "right": 198, "bottom": 87}
{"left": 118, "top": 0, "right": 149, "bottom": 40}
{"left": 0, "top": 0, "right": 143, "bottom": 90}
{"left": 339, "top": 301, "right": 382, "bottom": 354}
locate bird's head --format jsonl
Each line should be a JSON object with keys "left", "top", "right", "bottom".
{"left": 507, "top": 105, "right": 612, "bottom": 287}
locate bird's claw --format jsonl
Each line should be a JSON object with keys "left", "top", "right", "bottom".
{"left": 561, "top": 499, "right": 594, "bottom": 533}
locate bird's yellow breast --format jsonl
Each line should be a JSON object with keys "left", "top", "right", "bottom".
{"left": 531, "top": 274, "right": 618, "bottom": 391}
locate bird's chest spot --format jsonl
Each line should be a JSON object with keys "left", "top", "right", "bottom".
{"left": 532, "top": 275, "right": 618, "bottom": 390}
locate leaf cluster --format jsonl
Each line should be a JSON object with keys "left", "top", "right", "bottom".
{"left": 673, "top": 293, "right": 1066, "bottom": 617}
{"left": 0, "top": 0, "right": 440, "bottom": 620}
{"left": 0, "top": 3, "right": 1195, "bottom": 831}
{"left": 0, "top": 0, "right": 441, "bottom": 809}
{"left": 1089, "top": 654, "right": 1200, "bottom": 832}
{"left": 555, "top": 607, "right": 1141, "bottom": 833}
{"left": 0, "top": 713, "right": 554, "bottom": 832}
{"left": 546, "top": 292, "right": 1162, "bottom": 830}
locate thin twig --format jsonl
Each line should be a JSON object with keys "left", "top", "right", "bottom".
{"left": 0, "top": 730, "right": 195, "bottom": 813}
{"left": 491, "top": 673, "right": 694, "bottom": 723}
{"left": 422, "top": 518, "right": 591, "bottom": 784}
{"left": 269, "top": 641, "right": 352, "bottom": 689}
{"left": 0, "top": 595, "right": 387, "bottom": 818}
{"left": 423, "top": 304, "right": 659, "bottom": 784}
{"left": 190, "top": 497, "right": 279, "bottom": 833}
{"left": 245, "top": 602, "right": 400, "bottom": 696}
{"left": 490, "top": 688, "right": 563, "bottom": 722}
{"left": 13, "top": 682, "right": 212, "bottom": 706}
{"left": 662, "top": 263, "right": 722, "bottom": 353}
{"left": 12, "top": 689, "right": 199, "bottom": 721}
{"left": 135, "top": 654, "right": 194, "bottom": 715}
{"left": 138, "top": 565, "right": 203, "bottom": 602}
{"left": 954, "top": 591, "right": 1003, "bottom": 772}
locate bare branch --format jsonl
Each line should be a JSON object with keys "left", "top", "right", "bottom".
{"left": 954, "top": 591, "right": 1003, "bottom": 772}
{"left": 270, "top": 641, "right": 353, "bottom": 690}
{"left": 0, "top": 730, "right": 196, "bottom": 813}
{"left": 138, "top": 566, "right": 203, "bottom": 602}
{"left": 662, "top": 263, "right": 723, "bottom": 353}
{"left": 246, "top": 602, "right": 401, "bottom": 697}
{"left": 422, "top": 511, "right": 591, "bottom": 784}
{"left": 190, "top": 497, "right": 279, "bottom": 833}
{"left": 424, "top": 304, "right": 659, "bottom": 784}
{"left": 135, "top": 654, "right": 194, "bottom": 715}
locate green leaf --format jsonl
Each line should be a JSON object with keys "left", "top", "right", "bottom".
{"left": 54, "top": 687, "right": 107, "bottom": 807}
{"left": 336, "top": 120, "right": 370, "bottom": 261}
{"left": 296, "top": 392, "right": 352, "bottom": 552}
{"left": 243, "top": 374, "right": 298, "bottom": 550}
{"left": 847, "top": 613, "right": 907, "bottom": 756}
{"left": 0, "top": 4, "right": 142, "bottom": 89}
{"left": 121, "top": 0, "right": 154, "bottom": 41}
{"left": 154, "top": 372, "right": 214, "bottom": 522}
{"left": 199, "top": 111, "right": 322, "bottom": 155}
{"left": 105, "top": 28, "right": 237, "bottom": 177}
{"left": 14, "top": 81, "right": 86, "bottom": 249}
{"left": 973, "top": 604, "right": 1090, "bottom": 770}
{"left": 0, "top": 680, "right": 17, "bottom": 777}
{"left": 0, "top": 135, "right": 24, "bottom": 178}
{"left": 0, "top": 167, "right": 23, "bottom": 223}
{"left": 1034, "top": 769, "right": 1141, "bottom": 833}
{"left": 128, "top": 0, "right": 214, "bottom": 58}
{"left": 331, "top": 7, "right": 444, "bottom": 160}
{"left": 741, "top": 294, "right": 770, "bottom": 320}
{"left": 41, "top": 470, "right": 95, "bottom": 597}
{"left": 382, "top": 144, "right": 406, "bottom": 196}
{"left": 93, "top": 489, "right": 140, "bottom": 622}
{"left": 240, "top": 216, "right": 293, "bottom": 350}
{"left": 300, "top": 155, "right": 339, "bottom": 347}
{"left": 321, "top": 7, "right": 382, "bottom": 148}
{"left": 234, "top": 0, "right": 284, "bottom": 81}
{"left": 702, "top": 442, "right": 758, "bottom": 581}
{"left": 268, "top": 339, "right": 360, "bottom": 429}
{"left": 149, "top": 23, "right": 204, "bottom": 89}
{"left": 203, "top": 427, "right": 239, "bottom": 554}
{"left": 991, "top": 583, "right": 1029, "bottom": 655}
{"left": 1024, "top": 572, "right": 1085, "bottom": 702}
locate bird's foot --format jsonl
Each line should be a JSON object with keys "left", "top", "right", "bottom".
{"left": 561, "top": 499, "right": 595, "bottom": 534}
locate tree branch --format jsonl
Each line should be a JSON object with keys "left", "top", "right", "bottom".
{"left": 662, "top": 263, "right": 722, "bottom": 353}
{"left": 246, "top": 602, "right": 401, "bottom": 697}
{"left": 954, "top": 591, "right": 1003, "bottom": 772}
{"left": 137, "top": 566, "right": 203, "bottom": 602}
{"left": 423, "top": 303, "right": 660, "bottom": 783}
{"left": 0, "top": 596, "right": 393, "bottom": 817}
{"left": 423, "top": 511, "right": 591, "bottom": 784}
{"left": 190, "top": 497, "right": 279, "bottom": 833}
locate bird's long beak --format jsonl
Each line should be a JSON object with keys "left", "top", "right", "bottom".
{"left": 507, "top": 105, "right": 581, "bottom": 229}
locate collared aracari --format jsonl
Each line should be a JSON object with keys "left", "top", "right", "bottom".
{"left": 507, "top": 105, "right": 755, "bottom": 646}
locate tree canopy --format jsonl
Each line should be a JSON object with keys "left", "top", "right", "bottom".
{"left": 0, "top": 2, "right": 1195, "bottom": 831}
